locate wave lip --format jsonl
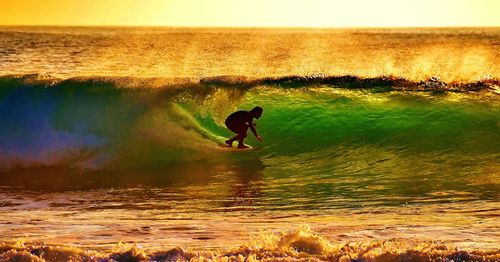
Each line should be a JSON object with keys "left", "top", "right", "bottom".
{"left": 1, "top": 73, "right": 499, "bottom": 92}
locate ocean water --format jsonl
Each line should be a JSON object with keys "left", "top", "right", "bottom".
{"left": 0, "top": 26, "right": 499, "bottom": 261}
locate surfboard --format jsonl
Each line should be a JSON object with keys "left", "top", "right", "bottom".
{"left": 218, "top": 144, "right": 260, "bottom": 151}
{"left": 211, "top": 134, "right": 260, "bottom": 151}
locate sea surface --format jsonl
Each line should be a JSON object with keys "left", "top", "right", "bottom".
{"left": 0, "top": 26, "right": 499, "bottom": 261}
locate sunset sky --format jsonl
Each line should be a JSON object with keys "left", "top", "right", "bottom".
{"left": 1, "top": 0, "right": 499, "bottom": 27}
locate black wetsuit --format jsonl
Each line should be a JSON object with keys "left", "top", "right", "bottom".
{"left": 225, "top": 110, "right": 254, "bottom": 135}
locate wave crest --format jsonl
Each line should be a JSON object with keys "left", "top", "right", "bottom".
{"left": 2, "top": 73, "right": 499, "bottom": 92}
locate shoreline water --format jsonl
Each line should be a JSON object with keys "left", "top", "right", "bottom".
{"left": 1, "top": 226, "right": 499, "bottom": 261}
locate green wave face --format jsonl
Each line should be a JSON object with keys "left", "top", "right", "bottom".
{"left": 0, "top": 84, "right": 499, "bottom": 255}
{"left": 1, "top": 77, "right": 499, "bottom": 207}
{"left": 230, "top": 87, "right": 500, "bottom": 155}
{"left": 192, "top": 86, "right": 500, "bottom": 207}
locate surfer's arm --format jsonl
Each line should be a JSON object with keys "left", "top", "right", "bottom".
{"left": 248, "top": 123, "right": 263, "bottom": 141}
{"left": 249, "top": 123, "right": 257, "bottom": 136}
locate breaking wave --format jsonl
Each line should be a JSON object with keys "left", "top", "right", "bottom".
{"left": 1, "top": 73, "right": 499, "bottom": 172}
{"left": 0, "top": 226, "right": 498, "bottom": 261}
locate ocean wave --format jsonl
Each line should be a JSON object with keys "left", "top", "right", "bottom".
{"left": 1, "top": 73, "right": 499, "bottom": 172}
{"left": 0, "top": 226, "right": 498, "bottom": 261}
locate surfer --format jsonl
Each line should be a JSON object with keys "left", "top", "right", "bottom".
{"left": 225, "top": 106, "right": 263, "bottom": 148}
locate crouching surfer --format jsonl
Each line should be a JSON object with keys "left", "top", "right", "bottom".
{"left": 224, "top": 106, "right": 263, "bottom": 149}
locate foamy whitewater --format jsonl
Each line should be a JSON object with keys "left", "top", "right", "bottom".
{"left": 0, "top": 26, "right": 499, "bottom": 261}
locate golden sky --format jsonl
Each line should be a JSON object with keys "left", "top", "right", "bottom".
{"left": 1, "top": 0, "right": 499, "bottom": 27}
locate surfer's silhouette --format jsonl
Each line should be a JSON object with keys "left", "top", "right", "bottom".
{"left": 225, "top": 107, "right": 263, "bottom": 148}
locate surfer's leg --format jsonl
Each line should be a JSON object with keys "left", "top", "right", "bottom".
{"left": 237, "top": 133, "right": 249, "bottom": 148}
{"left": 227, "top": 126, "right": 248, "bottom": 148}
{"left": 225, "top": 134, "right": 239, "bottom": 146}
{"left": 226, "top": 124, "right": 244, "bottom": 146}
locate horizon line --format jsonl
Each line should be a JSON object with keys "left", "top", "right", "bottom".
{"left": 1, "top": 24, "right": 500, "bottom": 29}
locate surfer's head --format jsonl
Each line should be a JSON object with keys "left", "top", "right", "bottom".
{"left": 250, "top": 106, "right": 263, "bottom": 119}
